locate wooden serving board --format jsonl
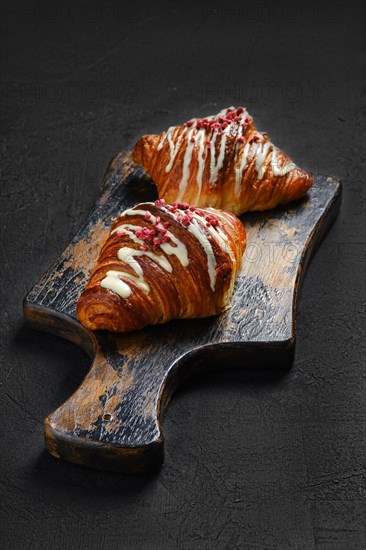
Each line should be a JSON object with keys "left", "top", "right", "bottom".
{"left": 23, "top": 151, "right": 341, "bottom": 474}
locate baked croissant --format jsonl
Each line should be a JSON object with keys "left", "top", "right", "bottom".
{"left": 133, "top": 106, "right": 313, "bottom": 215}
{"left": 77, "top": 200, "right": 246, "bottom": 332}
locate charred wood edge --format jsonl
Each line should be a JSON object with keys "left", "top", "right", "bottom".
{"left": 290, "top": 178, "right": 342, "bottom": 340}
{"left": 22, "top": 172, "right": 341, "bottom": 473}
{"left": 23, "top": 302, "right": 294, "bottom": 473}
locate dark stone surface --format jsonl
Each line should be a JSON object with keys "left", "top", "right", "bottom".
{"left": 1, "top": 1, "right": 365, "bottom": 548}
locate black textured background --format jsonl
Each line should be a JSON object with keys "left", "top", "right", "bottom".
{"left": 1, "top": 1, "right": 365, "bottom": 549}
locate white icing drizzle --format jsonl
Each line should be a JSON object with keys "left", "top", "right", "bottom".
{"left": 161, "top": 205, "right": 222, "bottom": 291}
{"left": 104, "top": 224, "right": 151, "bottom": 295}
{"left": 234, "top": 138, "right": 296, "bottom": 190}
{"left": 255, "top": 140, "right": 273, "bottom": 180}
{"left": 254, "top": 141, "right": 297, "bottom": 180}
{"left": 217, "top": 106, "right": 234, "bottom": 117}
{"left": 177, "top": 127, "right": 196, "bottom": 200}
{"left": 235, "top": 122, "right": 244, "bottom": 144}
{"left": 157, "top": 126, "right": 172, "bottom": 151}
{"left": 186, "top": 218, "right": 217, "bottom": 292}
{"left": 235, "top": 142, "right": 250, "bottom": 195}
{"left": 206, "top": 208, "right": 235, "bottom": 260}
{"left": 195, "top": 129, "right": 206, "bottom": 201}
{"left": 206, "top": 108, "right": 237, "bottom": 184}
{"left": 118, "top": 247, "right": 172, "bottom": 273}
{"left": 160, "top": 236, "right": 189, "bottom": 267}
{"left": 160, "top": 108, "right": 240, "bottom": 195}
{"left": 271, "top": 146, "right": 296, "bottom": 176}
{"left": 206, "top": 223, "right": 231, "bottom": 258}
{"left": 207, "top": 221, "right": 232, "bottom": 257}
{"left": 209, "top": 129, "right": 219, "bottom": 179}
{"left": 122, "top": 208, "right": 151, "bottom": 218}
{"left": 211, "top": 126, "right": 230, "bottom": 183}
{"left": 122, "top": 207, "right": 189, "bottom": 267}
{"left": 165, "top": 127, "right": 187, "bottom": 172}
{"left": 158, "top": 107, "right": 296, "bottom": 200}
{"left": 111, "top": 224, "right": 143, "bottom": 242}
{"left": 102, "top": 202, "right": 236, "bottom": 299}
{"left": 100, "top": 245, "right": 172, "bottom": 300}
{"left": 100, "top": 270, "right": 148, "bottom": 299}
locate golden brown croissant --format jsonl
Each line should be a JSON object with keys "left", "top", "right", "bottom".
{"left": 77, "top": 200, "right": 246, "bottom": 332}
{"left": 133, "top": 106, "right": 313, "bottom": 215}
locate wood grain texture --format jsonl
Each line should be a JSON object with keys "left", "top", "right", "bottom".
{"left": 23, "top": 151, "right": 341, "bottom": 473}
{"left": 3, "top": 3, "right": 365, "bottom": 547}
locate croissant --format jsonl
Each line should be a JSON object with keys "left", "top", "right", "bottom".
{"left": 133, "top": 106, "right": 313, "bottom": 215}
{"left": 77, "top": 200, "right": 246, "bottom": 332}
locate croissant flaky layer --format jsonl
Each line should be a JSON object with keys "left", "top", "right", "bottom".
{"left": 77, "top": 200, "right": 246, "bottom": 332}
{"left": 133, "top": 106, "right": 313, "bottom": 215}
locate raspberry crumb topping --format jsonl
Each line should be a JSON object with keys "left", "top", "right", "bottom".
{"left": 182, "top": 107, "right": 250, "bottom": 149}
{"left": 118, "top": 201, "right": 221, "bottom": 253}
{"left": 154, "top": 199, "right": 166, "bottom": 207}
{"left": 205, "top": 214, "right": 219, "bottom": 227}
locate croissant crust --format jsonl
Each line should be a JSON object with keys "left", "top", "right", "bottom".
{"left": 133, "top": 106, "right": 313, "bottom": 215}
{"left": 77, "top": 201, "right": 246, "bottom": 332}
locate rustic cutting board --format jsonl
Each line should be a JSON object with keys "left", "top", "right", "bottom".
{"left": 23, "top": 151, "right": 341, "bottom": 473}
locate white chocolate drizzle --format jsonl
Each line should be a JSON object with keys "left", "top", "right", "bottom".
{"left": 122, "top": 209, "right": 189, "bottom": 267}
{"left": 205, "top": 209, "right": 234, "bottom": 259}
{"left": 254, "top": 141, "right": 297, "bottom": 180}
{"left": 177, "top": 127, "right": 195, "bottom": 200}
{"left": 209, "top": 130, "right": 218, "bottom": 180}
{"left": 118, "top": 247, "right": 172, "bottom": 272}
{"left": 160, "top": 205, "right": 222, "bottom": 292}
{"left": 100, "top": 246, "right": 171, "bottom": 300}
{"left": 195, "top": 129, "right": 206, "bottom": 201}
{"left": 235, "top": 142, "right": 250, "bottom": 196}
{"left": 100, "top": 270, "right": 148, "bottom": 299}
{"left": 255, "top": 141, "right": 273, "bottom": 180}
{"left": 101, "top": 205, "right": 190, "bottom": 298}
{"left": 157, "top": 107, "right": 296, "bottom": 198}
{"left": 271, "top": 146, "right": 296, "bottom": 176}
{"left": 165, "top": 127, "right": 187, "bottom": 172}
{"left": 101, "top": 201, "right": 234, "bottom": 299}
{"left": 185, "top": 218, "right": 216, "bottom": 291}
{"left": 211, "top": 126, "right": 229, "bottom": 184}
{"left": 157, "top": 126, "right": 172, "bottom": 151}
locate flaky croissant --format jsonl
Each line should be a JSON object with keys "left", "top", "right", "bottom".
{"left": 77, "top": 200, "right": 246, "bottom": 332}
{"left": 133, "top": 106, "right": 313, "bottom": 215}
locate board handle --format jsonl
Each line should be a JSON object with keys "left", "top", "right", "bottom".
{"left": 22, "top": 162, "right": 341, "bottom": 474}
{"left": 44, "top": 348, "right": 164, "bottom": 474}
{"left": 43, "top": 337, "right": 293, "bottom": 473}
